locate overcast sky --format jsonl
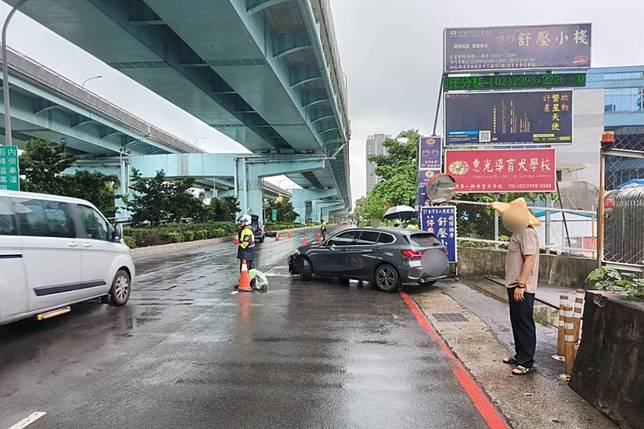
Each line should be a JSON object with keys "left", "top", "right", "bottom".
{"left": 2, "top": 1, "right": 644, "bottom": 200}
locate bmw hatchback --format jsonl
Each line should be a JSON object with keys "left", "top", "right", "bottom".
{"left": 288, "top": 227, "right": 449, "bottom": 292}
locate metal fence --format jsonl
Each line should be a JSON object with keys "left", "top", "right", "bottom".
{"left": 605, "top": 129, "right": 644, "bottom": 190}
{"left": 452, "top": 200, "right": 597, "bottom": 258}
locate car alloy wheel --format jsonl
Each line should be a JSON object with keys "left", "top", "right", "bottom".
{"left": 375, "top": 264, "right": 399, "bottom": 292}
{"left": 109, "top": 270, "right": 131, "bottom": 306}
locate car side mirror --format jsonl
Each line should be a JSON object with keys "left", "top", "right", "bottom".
{"left": 112, "top": 224, "right": 124, "bottom": 243}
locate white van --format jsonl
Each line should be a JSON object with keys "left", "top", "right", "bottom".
{"left": 0, "top": 190, "right": 134, "bottom": 325}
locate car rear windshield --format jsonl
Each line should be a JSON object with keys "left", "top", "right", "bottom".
{"left": 410, "top": 233, "right": 441, "bottom": 247}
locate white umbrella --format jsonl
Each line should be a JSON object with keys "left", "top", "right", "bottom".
{"left": 383, "top": 205, "right": 416, "bottom": 220}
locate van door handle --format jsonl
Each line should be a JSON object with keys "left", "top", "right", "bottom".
{"left": 68, "top": 242, "right": 79, "bottom": 247}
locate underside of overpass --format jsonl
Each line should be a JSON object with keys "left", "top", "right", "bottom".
{"left": 9, "top": 0, "right": 351, "bottom": 213}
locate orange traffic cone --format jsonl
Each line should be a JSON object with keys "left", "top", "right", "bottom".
{"left": 275, "top": 232, "right": 280, "bottom": 241}
{"left": 233, "top": 236, "right": 240, "bottom": 245}
{"left": 238, "top": 260, "right": 252, "bottom": 292}
{"left": 315, "top": 233, "right": 321, "bottom": 242}
{"left": 302, "top": 237, "right": 308, "bottom": 246}
{"left": 287, "top": 231, "right": 293, "bottom": 239}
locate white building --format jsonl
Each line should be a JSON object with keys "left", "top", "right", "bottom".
{"left": 366, "top": 134, "right": 388, "bottom": 193}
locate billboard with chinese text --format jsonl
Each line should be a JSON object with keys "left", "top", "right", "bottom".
{"left": 0, "top": 146, "right": 20, "bottom": 191}
{"left": 445, "top": 91, "right": 572, "bottom": 145}
{"left": 445, "top": 148, "right": 556, "bottom": 193}
{"left": 444, "top": 24, "right": 591, "bottom": 73}
{"left": 421, "top": 206, "right": 457, "bottom": 263}
{"left": 417, "top": 137, "right": 442, "bottom": 207}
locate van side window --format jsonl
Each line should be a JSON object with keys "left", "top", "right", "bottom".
{"left": 13, "top": 199, "right": 76, "bottom": 238}
{"left": 0, "top": 198, "right": 16, "bottom": 235}
{"left": 77, "top": 204, "right": 110, "bottom": 241}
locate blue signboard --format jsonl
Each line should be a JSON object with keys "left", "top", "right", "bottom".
{"left": 419, "top": 137, "right": 442, "bottom": 169}
{"left": 444, "top": 24, "right": 591, "bottom": 73}
{"left": 417, "top": 137, "right": 442, "bottom": 207}
{"left": 421, "top": 206, "right": 457, "bottom": 263}
{"left": 445, "top": 90, "right": 573, "bottom": 145}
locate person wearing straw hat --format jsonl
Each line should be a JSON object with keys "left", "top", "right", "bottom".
{"left": 491, "top": 198, "right": 540, "bottom": 376}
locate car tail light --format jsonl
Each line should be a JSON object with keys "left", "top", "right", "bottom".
{"left": 401, "top": 250, "right": 423, "bottom": 260}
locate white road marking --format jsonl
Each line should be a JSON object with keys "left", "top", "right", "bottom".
{"left": 9, "top": 412, "right": 46, "bottom": 429}
{"left": 230, "top": 291, "right": 239, "bottom": 295}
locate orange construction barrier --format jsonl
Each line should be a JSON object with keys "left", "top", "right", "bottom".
{"left": 238, "top": 260, "right": 252, "bottom": 292}
{"left": 275, "top": 232, "right": 280, "bottom": 241}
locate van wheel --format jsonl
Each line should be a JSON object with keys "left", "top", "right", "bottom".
{"left": 374, "top": 264, "right": 400, "bottom": 292}
{"left": 109, "top": 270, "right": 131, "bottom": 306}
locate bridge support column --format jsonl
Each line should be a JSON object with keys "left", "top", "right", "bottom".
{"left": 320, "top": 202, "right": 344, "bottom": 223}
{"left": 241, "top": 157, "right": 326, "bottom": 224}
{"left": 292, "top": 188, "right": 338, "bottom": 223}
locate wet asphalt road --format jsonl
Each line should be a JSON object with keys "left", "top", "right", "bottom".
{"left": 1, "top": 229, "right": 490, "bottom": 429}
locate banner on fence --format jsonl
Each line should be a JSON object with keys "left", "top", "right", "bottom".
{"left": 445, "top": 90, "right": 573, "bottom": 145}
{"left": 0, "top": 145, "right": 20, "bottom": 191}
{"left": 421, "top": 206, "right": 457, "bottom": 263}
{"left": 417, "top": 137, "right": 442, "bottom": 207}
{"left": 443, "top": 24, "right": 591, "bottom": 73}
{"left": 445, "top": 148, "right": 556, "bottom": 193}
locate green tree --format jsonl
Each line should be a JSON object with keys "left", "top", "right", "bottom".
{"left": 208, "top": 196, "right": 240, "bottom": 222}
{"left": 357, "top": 130, "right": 420, "bottom": 222}
{"left": 20, "top": 139, "right": 118, "bottom": 216}
{"left": 58, "top": 171, "right": 119, "bottom": 217}
{"left": 124, "top": 169, "right": 171, "bottom": 225}
{"left": 264, "top": 197, "right": 297, "bottom": 223}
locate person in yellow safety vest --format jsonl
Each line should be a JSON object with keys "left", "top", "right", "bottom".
{"left": 237, "top": 215, "right": 256, "bottom": 271}
{"left": 320, "top": 219, "right": 328, "bottom": 241}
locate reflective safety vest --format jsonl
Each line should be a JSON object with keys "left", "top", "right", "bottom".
{"left": 239, "top": 226, "right": 255, "bottom": 250}
{"left": 320, "top": 223, "right": 327, "bottom": 232}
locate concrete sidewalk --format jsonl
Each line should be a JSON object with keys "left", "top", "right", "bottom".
{"left": 409, "top": 281, "right": 617, "bottom": 429}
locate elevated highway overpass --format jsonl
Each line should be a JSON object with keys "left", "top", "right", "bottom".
{"left": 1, "top": 47, "right": 293, "bottom": 212}
{"left": 9, "top": 0, "right": 352, "bottom": 218}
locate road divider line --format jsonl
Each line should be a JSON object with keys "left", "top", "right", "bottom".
{"left": 8, "top": 412, "right": 46, "bottom": 429}
{"left": 400, "top": 292, "right": 510, "bottom": 429}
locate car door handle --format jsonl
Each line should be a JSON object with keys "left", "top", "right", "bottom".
{"left": 68, "top": 242, "right": 79, "bottom": 247}
{"left": 83, "top": 243, "right": 93, "bottom": 248}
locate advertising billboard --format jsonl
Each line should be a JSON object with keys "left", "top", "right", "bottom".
{"left": 445, "top": 148, "right": 556, "bottom": 193}
{"left": 417, "top": 137, "right": 442, "bottom": 207}
{"left": 444, "top": 24, "right": 591, "bottom": 73}
{"left": 445, "top": 90, "right": 573, "bottom": 145}
{"left": 421, "top": 206, "right": 457, "bottom": 263}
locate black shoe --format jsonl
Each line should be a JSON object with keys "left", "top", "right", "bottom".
{"left": 503, "top": 356, "right": 519, "bottom": 365}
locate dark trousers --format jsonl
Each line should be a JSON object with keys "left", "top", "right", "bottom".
{"left": 239, "top": 259, "right": 254, "bottom": 271}
{"left": 507, "top": 287, "right": 536, "bottom": 368}
{"left": 321, "top": 230, "right": 326, "bottom": 240}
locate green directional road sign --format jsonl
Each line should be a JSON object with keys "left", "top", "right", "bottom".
{"left": 0, "top": 145, "right": 20, "bottom": 191}
{"left": 271, "top": 209, "right": 278, "bottom": 221}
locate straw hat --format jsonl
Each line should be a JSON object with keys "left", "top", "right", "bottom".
{"left": 490, "top": 198, "right": 540, "bottom": 229}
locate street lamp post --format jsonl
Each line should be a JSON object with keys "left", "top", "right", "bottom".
{"left": 81, "top": 75, "right": 103, "bottom": 87}
{"left": 2, "top": 0, "right": 28, "bottom": 147}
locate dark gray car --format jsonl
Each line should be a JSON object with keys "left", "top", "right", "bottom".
{"left": 288, "top": 227, "right": 450, "bottom": 292}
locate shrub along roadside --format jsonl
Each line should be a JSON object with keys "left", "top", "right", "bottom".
{"left": 124, "top": 221, "right": 316, "bottom": 248}
{"left": 124, "top": 221, "right": 236, "bottom": 248}
{"left": 264, "top": 222, "right": 305, "bottom": 232}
